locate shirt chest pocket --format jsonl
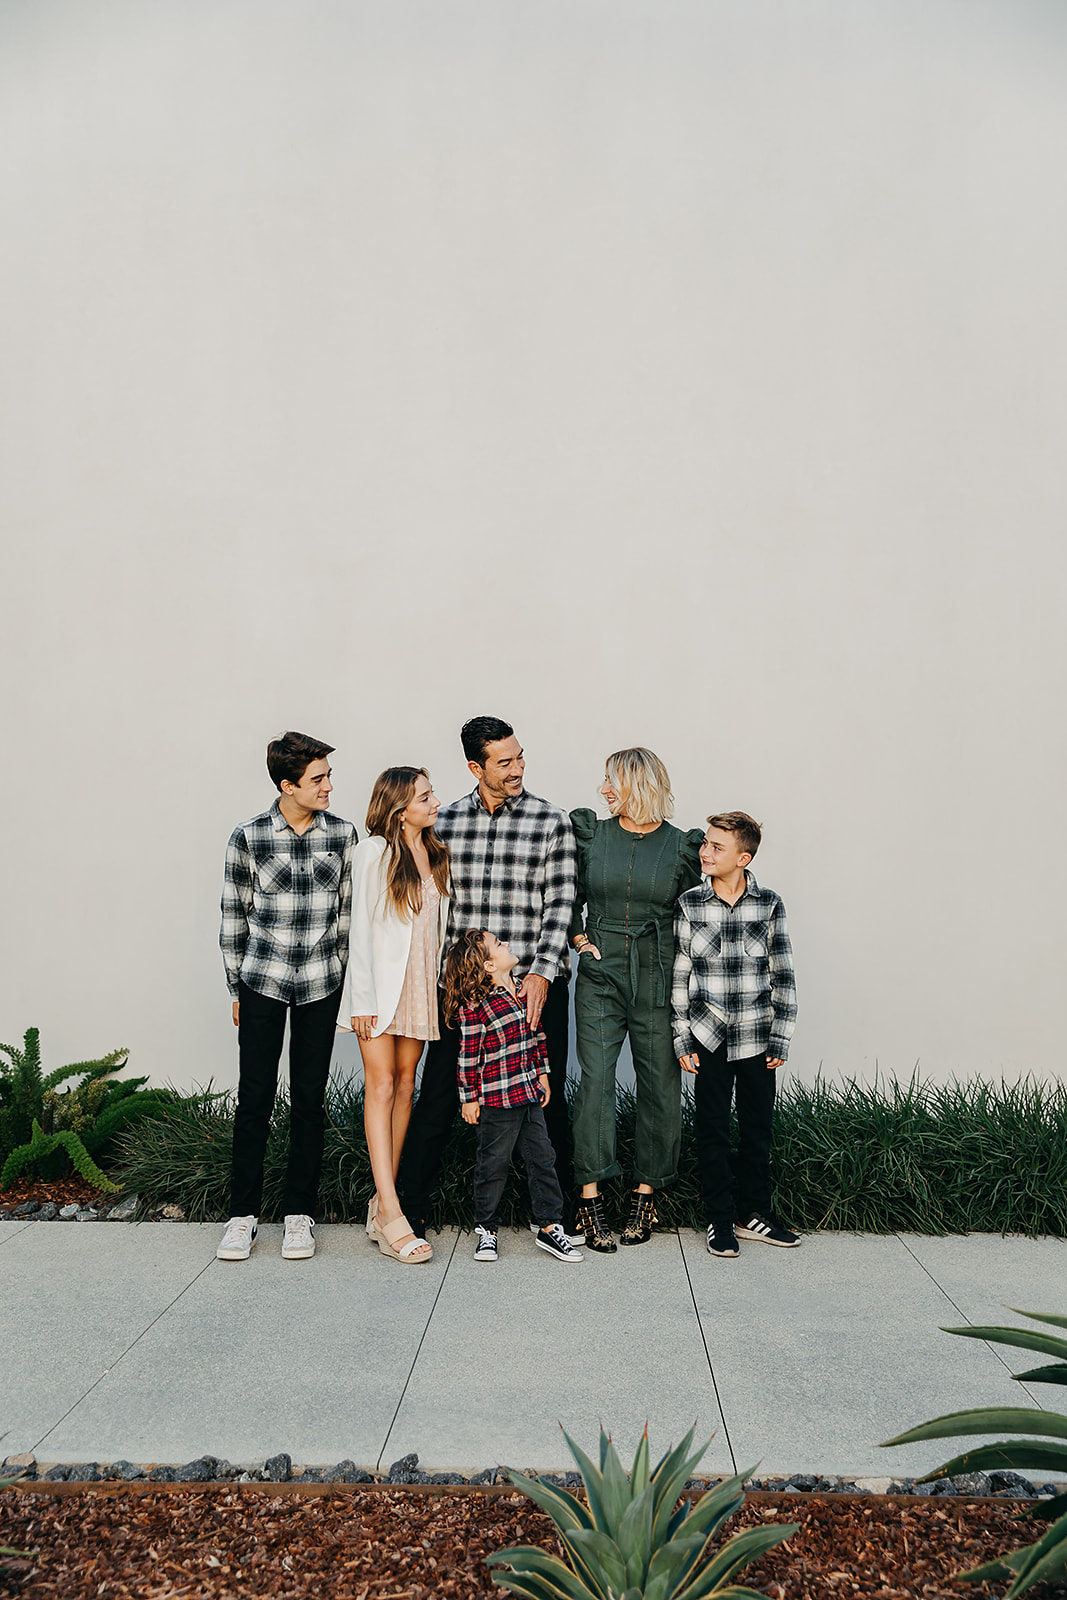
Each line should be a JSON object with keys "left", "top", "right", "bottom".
{"left": 311, "top": 852, "right": 342, "bottom": 891}
{"left": 257, "top": 855, "right": 292, "bottom": 895}
{"left": 690, "top": 926, "right": 723, "bottom": 961}
{"left": 743, "top": 921, "right": 769, "bottom": 959}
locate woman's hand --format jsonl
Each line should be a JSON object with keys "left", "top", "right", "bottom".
{"left": 679, "top": 1053, "right": 700, "bottom": 1074}
{"left": 461, "top": 1100, "right": 480, "bottom": 1125}
{"left": 352, "top": 1015, "right": 377, "bottom": 1041}
{"left": 573, "top": 937, "right": 601, "bottom": 961}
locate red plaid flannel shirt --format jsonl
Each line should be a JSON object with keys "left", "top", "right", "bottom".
{"left": 457, "top": 987, "right": 548, "bottom": 1109}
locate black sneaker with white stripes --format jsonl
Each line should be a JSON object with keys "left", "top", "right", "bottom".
{"left": 706, "top": 1223, "right": 739, "bottom": 1258}
{"left": 734, "top": 1212, "right": 800, "bottom": 1247}
{"left": 473, "top": 1226, "right": 498, "bottom": 1262}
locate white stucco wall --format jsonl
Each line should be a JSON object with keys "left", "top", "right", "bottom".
{"left": 2, "top": 0, "right": 1065, "bottom": 1093}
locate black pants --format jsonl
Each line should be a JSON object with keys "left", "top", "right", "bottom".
{"left": 693, "top": 1041, "right": 776, "bottom": 1226}
{"left": 473, "top": 1103, "right": 564, "bottom": 1230}
{"left": 400, "top": 975, "right": 574, "bottom": 1223}
{"left": 230, "top": 979, "right": 342, "bottom": 1218}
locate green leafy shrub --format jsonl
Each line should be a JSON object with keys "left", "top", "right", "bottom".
{"left": 883, "top": 1308, "right": 1067, "bottom": 1597}
{"left": 0, "top": 1028, "right": 179, "bottom": 1191}
{"left": 487, "top": 1424, "right": 796, "bottom": 1600}
{"left": 113, "top": 1073, "right": 1067, "bottom": 1235}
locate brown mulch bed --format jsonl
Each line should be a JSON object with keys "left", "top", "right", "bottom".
{"left": 0, "top": 1176, "right": 105, "bottom": 1211}
{"left": 3, "top": 1486, "right": 1066, "bottom": 1600}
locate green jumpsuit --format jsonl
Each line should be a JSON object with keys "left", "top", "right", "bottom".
{"left": 570, "top": 809, "right": 703, "bottom": 1190}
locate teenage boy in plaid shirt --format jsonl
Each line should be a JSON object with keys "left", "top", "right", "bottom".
{"left": 672, "top": 811, "right": 799, "bottom": 1259}
{"left": 399, "top": 716, "right": 577, "bottom": 1238}
{"left": 444, "top": 929, "right": 582, "bottom": 1264}
{"left": 217, "top": 731, "right": 356, "bottom": 1263}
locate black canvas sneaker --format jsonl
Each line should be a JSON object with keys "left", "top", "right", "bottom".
{"left": 734, "top": 1212, "right": 801, "bottom": 1247}
{"left": 473, "top": 1226, "right": 498, "bottom": 1262}
{"left": 535, "top": 1223, "right": 583, "bottom": 1263}
{"left": 706, "top": 1224, "right": 740, "bottom": 1258}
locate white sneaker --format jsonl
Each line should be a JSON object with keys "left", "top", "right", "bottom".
{"left": 282, "top": 1214, "right": 316, "bottom": 1259}
{"left": 217, "top": 1216, "right": 258, "bottom": 1260}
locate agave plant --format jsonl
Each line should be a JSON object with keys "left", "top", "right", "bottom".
{"left": 486, "top": 1425, "right": 796, "bottom": 1600}
{"left": 882, "top": 1308, "right": 1067, "bottom": 1597}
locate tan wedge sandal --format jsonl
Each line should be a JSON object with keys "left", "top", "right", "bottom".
{"left": 374, "top": 1214, "right": 433, "bottom": 1264}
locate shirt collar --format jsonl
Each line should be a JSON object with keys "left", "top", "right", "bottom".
{"left": 700, "top": 869, "right": 760, "bottom": 903}
{"left": 271, "top": 798, "right": 326, "bottom": 835}
{"left": 469, "top": 786, "right": 525, "bottom": 818}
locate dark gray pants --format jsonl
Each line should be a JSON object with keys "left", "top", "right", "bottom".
{"left": 473, "top": 1103, "right": 564, "bottom": 1230}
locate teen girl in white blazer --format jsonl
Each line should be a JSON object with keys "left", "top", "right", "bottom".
{"left": 344, "top": 767, "right": 450, "bottom": 1263}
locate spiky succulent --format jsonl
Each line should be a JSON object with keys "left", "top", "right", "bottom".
{"left": 486, "top": 1424, "right": 796, "bottom": 1600}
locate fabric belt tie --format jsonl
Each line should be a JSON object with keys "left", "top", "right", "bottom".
{"left": 590, "top": 915, "right": 671, "bottom": 1007}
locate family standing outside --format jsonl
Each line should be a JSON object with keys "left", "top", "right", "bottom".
{"left": 217, "top": 719, "right": 799, "bottom": 1268}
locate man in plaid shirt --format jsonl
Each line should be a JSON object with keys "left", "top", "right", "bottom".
{"left": 400, "top": 716, "right": 577, "bottom": 1234}
{"left": 217, "top": 731, "right": 356, "bottom": 1264}
{"left": 672, "top": 811, "right": 799, "bottom": 1258}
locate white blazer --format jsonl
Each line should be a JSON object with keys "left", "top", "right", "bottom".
{"left": 343, "top": 835, "right": 450, "bottom": 1037}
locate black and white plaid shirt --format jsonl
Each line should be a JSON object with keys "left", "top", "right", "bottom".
{"left": 435, "top": 788, "right": 577, "bottom": 983}
{"left": 220, "top": 800, "right": 357, "bottom": 1006}
{"left": 671, "top": 873, "right": 797, "bottom": 1063}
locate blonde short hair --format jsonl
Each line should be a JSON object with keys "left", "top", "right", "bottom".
{"left": 605, "top": 748, "right": 674, "bottom": 827}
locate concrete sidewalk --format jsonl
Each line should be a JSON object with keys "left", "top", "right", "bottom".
{"left": 3, "top": 1220, "right": 1065, "bottom": 1479}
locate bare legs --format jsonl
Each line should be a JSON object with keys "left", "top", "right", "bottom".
{"left": 360, "top": 1033, "right": 430, "bottom": 1258}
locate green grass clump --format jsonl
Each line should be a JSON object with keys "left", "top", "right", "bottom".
{"left": 112, "top": 1071, "right": 1067, "bottom": 1236}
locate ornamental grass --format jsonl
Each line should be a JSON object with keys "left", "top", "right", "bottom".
{"left": 111, "top": 1073, "right": 1067, "bottom": 1237}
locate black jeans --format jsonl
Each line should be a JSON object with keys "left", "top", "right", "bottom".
{"left": 230, "top": 979, "right": 342, "bottom": 1218}
{"left": 400, "top": 974, "right": 574, "bottom": 1223}
{"left": 473, "top": 1103, "right": 564, "bottom": 1230}
{"left": 692, "top": 1041, "right": 776, "bottom": 1226}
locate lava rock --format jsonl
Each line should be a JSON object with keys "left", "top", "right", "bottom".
{"left": 987, "top": 1471, "right": 1037, "bottom": 1496}
{"left": 322, "top": 1461, "right": 374, "bottom": 1484}
{"left": 75, "top": 1208, "right": 99, "bottom": 1222}
{"left": 1, "top": 1453, "right": 36, "bottom": 1479}
{"left": 37, "top": 1202, "right": 60, "bottom": 1221}
{"left": 782, "top": 1474, "right": 819, "bottom": 1492}
{"left": 265, "top": 1453, "right": 292, "bottom": 1482}
{"left": 108, "top": 1194, "right": 139, "bottom": 1222}
{"left": 42, "top": 1465, "right": 72, "bottom": 1482}
{"left": 388, "top": 1452, "right": 431, "bottom": 1484}
{"left": 429, "top": 1472, "right": 467, "bottom": 1485}
{"left": 292, "top": 1469, "right": 323, "bottom": 1483}
{"left": 468, "top": 1468, "right": 496, "bottom": 1486}
{"left": 176, "top": 1457, "right": 215, "bottom": 1482}
{"left": 950, "top": 1472, "right": 993, "bottom": 1496}
{"left": 12, "top": 1201, "right": 40, "bottom": 1217}
{"left": 108, "top": 1460, "right": 146, "bottom": 1481}
{"left": 67, "top": 1464, "right": 101, "bottom": 1482}
{"left": 149, "top": 1466, "right": 178, "bottom": 1482}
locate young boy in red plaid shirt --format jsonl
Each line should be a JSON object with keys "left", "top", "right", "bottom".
{"left": 443, "top": 929, "right": 583, "bottom": 1265}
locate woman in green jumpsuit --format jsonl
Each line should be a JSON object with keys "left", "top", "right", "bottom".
{"left": 570, "top": 748, "right": 703, "bottom": 1251}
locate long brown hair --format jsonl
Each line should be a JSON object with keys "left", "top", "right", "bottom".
{"left": 365, "top": 767, "right": 451, "bottom": 919}
{"left": 442, "top": 929, "right": 493, "bottom": 1028}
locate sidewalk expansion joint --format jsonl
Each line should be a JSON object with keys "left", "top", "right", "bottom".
{"left": 31, "top": 1252, "right": 220, "bottom": 1455}
{"left": 676, "top": 1229, "right": 737, "bottom": 1474}
{"left": 893, "top": 1232, "right": 1046, "bottom": 1411}
{"left": 376, "top": 1227, "right": 462, "bottom": 1472}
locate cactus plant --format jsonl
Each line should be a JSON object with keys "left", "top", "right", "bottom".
{"left": 486, "top": 1424, "right": 796, "bottom": 1600}
{"left": 883, "top": 1308, "right": 1067, "bottom": 1597}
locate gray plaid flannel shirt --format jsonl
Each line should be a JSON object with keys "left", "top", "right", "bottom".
{"left": 435, "top": 788, "right": 576, "bottom": 983}
{"left": 671, "top": 872, "right": 797, "bottom": 1062}
{"left": 220, "top": 800, "right": 356, "bottom": 1005}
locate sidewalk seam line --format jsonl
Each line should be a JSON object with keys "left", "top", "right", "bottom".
{"left": 376, "top": 1228, "right": 462, "bottom": 1473}
{"left": 676, "top": 1228, "right": 738, "bottom": 1474}
{"left": 31, "top": 1252, "right": 219, "bottom": 1455}
{"left": 893, "top": 1233, "right": 1045, "bottom": 1411}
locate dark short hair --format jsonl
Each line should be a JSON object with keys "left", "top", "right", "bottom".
{"left": 461, "top": 716, "right": 515, "bottom": 767}
{"left": 266, "top": 731, "right": 334, "bottom": 791}
{"left": 707, "top": 811, "right": 762, "bottom": 859}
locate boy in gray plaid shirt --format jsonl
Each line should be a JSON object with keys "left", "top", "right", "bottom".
{"left": 672, "top": 811, "right": 799, "bottom": 1258}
